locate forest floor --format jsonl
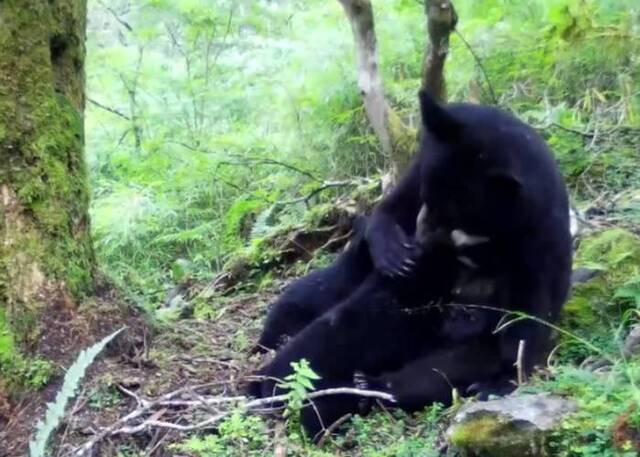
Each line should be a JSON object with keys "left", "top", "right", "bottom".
{"left": 4, "top": 205, "right": 640, "bottom": 456}
{"left": 3, "top": 286, "right": 279, "bottom": 456}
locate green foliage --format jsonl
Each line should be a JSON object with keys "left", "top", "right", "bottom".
{"left": 538, "top": 362, "right": 640, "bottom": 456}
{"left": 222, "top": 197, "right": 267, "bottom": 252}
{"left": 88, "top": 382, "right": 123, "bottom": 410}
{"left": 348, "top": 405, "right": 445, "bottom": 456}
{"left": 83, "top": 3, "right": 640, "bottom": 453}
{"left": 174, "top": 412, "right": 267, "bottom": 457}
{"left": 86, "top": 0, "right": 640, "bottom": 314}
{"left": 0, "top": 309, "right": 53, "bottom": 391}
{"left": 29, "top": 327, "right": 125, "bottom": 457}
{"left": 560, "top": 229, "right": 640, "bottom": 361}
{"left": 278, "top": 359, "right": 321, "bottom": 418}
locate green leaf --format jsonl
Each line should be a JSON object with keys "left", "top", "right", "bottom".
{"left": 29, "top": 327, "right": 126, "bottom": 457}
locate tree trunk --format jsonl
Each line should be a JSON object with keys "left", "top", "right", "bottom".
{"left": 0, "top": 0, "right": 94, "bottom": 353}
{"left": 338, "top": 0, "right": 457, "bottom": 186}
{"left": 337, "top": 0, "right": 417, "bottom": 182}
{"left": 422, "top": 0, "right": 458, "bottom": 102}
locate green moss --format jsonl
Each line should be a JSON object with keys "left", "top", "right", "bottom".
{"left": 0, "top": 0, "right": 93, "bottom": 391}
{"left": 0, "top": 309, "right": 15, "bottom": 361}
{"left": 222, "top": 197, "right": 266, "bottom": 252}
{"left": 303, "top": 203, "right": 342, "bottom": 227}
{"left": 561, "top": 229, "right": 640, "bottom": 359}
{"left": 388, "top": 109, "right": 418, "bottom": 174}
{"left": 449, "top": 414, "right": 546, "bottom": 457}
{"left": 575, "top": 229, "right": 640, "bottom": 274}
{"left": 450, "top": 415, "right": 504, "bottom": 448}
{"left": 0, "top": 308, "right": 53, "bottom": 390}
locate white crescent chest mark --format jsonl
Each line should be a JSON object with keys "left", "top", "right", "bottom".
{"left": 451, "top": 229, "right": 490, "bottom": 248}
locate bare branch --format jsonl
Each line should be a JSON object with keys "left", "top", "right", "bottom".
{"left": 72, "top": 386, "right": 394, "bottom": 456}
{"left": 217, "top": 157, "right": 321, "bottom": 182}
{"left": 87, "top": 98, "right": 130, "bottom": 120}
{"left": 454, "top": 30, "right": 498, "bottom": 104}
{"left": 98, "top": 1, "right": 134, "bottom": 33}
{"left": 338, "top": 0, "right": 392, "bottom": 164}
{"left": 422, "top": 0, "right": 458, "bottom": 101}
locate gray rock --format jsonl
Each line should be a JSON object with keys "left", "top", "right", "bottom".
{"left": 446, "top": 393, "right": 577, "bottom": 457}
{"left": 570, "top": 267, "right": 600, "bottom": 286}
{"left": 623, "top": 325, "right": 640, "bottom": 358}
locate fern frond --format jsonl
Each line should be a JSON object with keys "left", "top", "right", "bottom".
{"left": 29, "top": 327, "right": 126, "bottom": 457}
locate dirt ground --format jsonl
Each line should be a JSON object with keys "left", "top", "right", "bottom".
{"left": 1, "top": 284, "right": 279, "bottom": 457}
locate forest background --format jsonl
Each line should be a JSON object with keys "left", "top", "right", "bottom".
{"left": 2, "top": 0, "right": 640, "bottom": 455}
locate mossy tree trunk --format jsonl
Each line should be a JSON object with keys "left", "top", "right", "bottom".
{"left": 0, "top": 1, "right": 94, "bottom": 352}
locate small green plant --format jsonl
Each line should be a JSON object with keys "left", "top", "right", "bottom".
{"left": 278, "top": 359, "right": 321, "bottom": 418}
{"left": 174, "top": 411, "right": 267, "bottom": 457}
{"left": 88, "top": 383, "right": 123, "bottom": 410}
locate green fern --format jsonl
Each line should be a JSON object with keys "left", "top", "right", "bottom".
{"left": 29, "top": 327, "right": 126, "bottom": 457}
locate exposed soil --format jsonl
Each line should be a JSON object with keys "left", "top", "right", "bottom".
{"left": 1, "top": 282, "right": 279, "bottom": 457}
{"left": 1, "top": 282, "right": 151, "bottom": 457}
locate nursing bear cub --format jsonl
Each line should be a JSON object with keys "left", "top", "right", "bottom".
{"left": 249, "top": 91, "right": 572, "bottom": 440}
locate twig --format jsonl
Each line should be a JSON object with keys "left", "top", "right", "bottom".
{"left": 316, "top": 413, "right": 353, "bottom": 447}
{"left": 454, "top": 30, "right": 498, "bottom": 105}
{"left": 87, "top": 98, "right": 131, "bottom": 120}
{"left": 73, "top": 387, "right": 395, "bottom": 456}
{"left": 276, "top": 181, "right": 359, "bottom": 208}
{"left": 98, "top": 0, "right": 134, "bottom": 33}
{"left": 217, "top": 157, "right": 321, "bottom": 182}
{"left": 73, "top": 400, "right": 150, "bottom": 456}
{"left": 516, "top": 339, "right": 526, "bottom": 385}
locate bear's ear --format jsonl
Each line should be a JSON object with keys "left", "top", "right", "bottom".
{"left": 418, "top": 90, "right": 462, "bottom": 141}
{"left": 486, "top": 169, "right": 522, "bottom": 194}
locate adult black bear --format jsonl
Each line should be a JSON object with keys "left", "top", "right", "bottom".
{"left": 253, "top": 216, "right": 372, "bottom": 353}
{"left": 366, "top": 91, "right": 573, "bottom": 380}
{"left": 249, "top": 92, "right": 572, "bottom": 438}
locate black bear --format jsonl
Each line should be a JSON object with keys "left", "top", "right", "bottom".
{"left": 366, "top": 91, "right": 573, "bottom": 380}
{"left": 253, "top": 206, "right": 494, "bottom": 354}
{"left": 249, "top": 92, "right": 572, "bottom": 439}
{"left": 248, "top": 231, "right": 461, "bottom": 440}
{"left": 364, "top": 336, "right": 504, "bottom": 411}
{"left": 253, "top": 215, "right": 372, "bottom": 353}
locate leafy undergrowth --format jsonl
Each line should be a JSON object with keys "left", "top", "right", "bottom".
{"left": 23, "top": 215, "right": 637, "bottom": 457}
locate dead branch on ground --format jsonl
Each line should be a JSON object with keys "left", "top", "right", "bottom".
{"left": 72, "top": 384, "right": 395, "bottom": 456}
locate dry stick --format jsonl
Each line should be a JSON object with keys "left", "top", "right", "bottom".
{"left": 516, "top": 339, "right": 526, "bottom": 385}
{"left": 73, "top": 387, "right": 394, "bottom": 456}
{"left": 73, "top": 382, "right": 232, "bottom": 456}
{"left": 454, "top": 29, "right": 498, "bottom": 105}
{"left": 316, "top": 413, "right": 353, "bottom": 448}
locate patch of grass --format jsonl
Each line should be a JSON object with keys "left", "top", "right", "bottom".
{"left": 174, "top": 412, "right": 267, "bottom": 457}
{"left": 536, "top": 362, "right": 640, "bottom": 456}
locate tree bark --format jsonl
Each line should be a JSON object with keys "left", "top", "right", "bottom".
{"left": 338, "top": 0, "right": 457, "bottom": 184}
{"left": 337, "top": 0, "right": 416, "bottom": 181}
{"left": 0, "top": 0, "right": 94, "bottom": 351}
{"left": 422, "top": 0, "right": 458, "bottom": 102}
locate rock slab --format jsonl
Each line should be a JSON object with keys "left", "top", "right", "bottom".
{"left": 446, "top": 393, "right": 577, "bottom": 457}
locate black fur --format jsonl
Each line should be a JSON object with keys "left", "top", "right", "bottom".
{"left": 366, "top": 336, "right": 503, "bottom": 411}
{"left": 249, "top": 93, "right": 572, "bottom": 438}
{"left": 248, "top": 233, "right": 460, "bottom": 439}
{"left": 253, "top": 216, "right": 371, "bottom": 353}
{"left": 366, "top": 91, "right": 572, "bottom": 379}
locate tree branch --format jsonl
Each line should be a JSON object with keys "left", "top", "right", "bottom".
{"left": 87, "top": 98, "right": 130, "bottom": 121}
{"left": 73, "top": 386, "right": 394, "bottom": 456}
{"left": 338, "top": 0, "right": 392, "bottom": 164}
{"left": 422, "top": 0, "right": 458, "bottom": 102}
